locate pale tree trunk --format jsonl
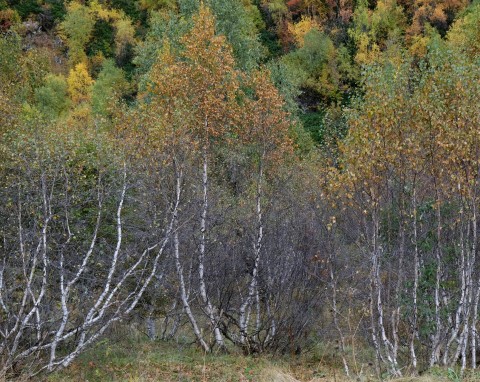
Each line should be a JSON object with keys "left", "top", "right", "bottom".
{"left": 255, "top": 287, "right": 261, "bottom": 343}
{"left": 367, "top": 209, "right": 382, "bottom": 377}
{"left": 391, "top": 231, "right": 403, "bottom": 372}
{"left": 461, "top": 195, "right": 477, "bottom": 374}
{"left": 264, "top": 294, "right": 276, "bottom": 347}
{"left": 239, "top": 151, "right": 265, "bottom": 349}
{"left": 471, "top": 279, "right": 480, "bottom": 369}
{"left": 445, "top": 192, "right": 478, "bottom": 368}
{"left": 443, "top": 201, "right": 467, "bottom": 365}
{"left": 430, "top": 197, "right": 443, "bottom": 366}
{"left": 372, "top": 207, "right": 401, "bottom": 376}
{"left": 263, "top": 264, "right": 276, "bottom": 348}
{"left": 410, "top": 185, "right": 419, "bottom": 371}
{"left": 470, "top": 197, "right": 478, "bottom": 369}
{"left": 173, "top": 165, "right": 210, "bottom": 353}
{"left": 459, "top": 267, "right": 472, "bottom": 374}
{"left": 198, "top": 144, "right": 225, "bottom": 349}
{"left": 472, "top": 194, "right": 480, "bottom": 369}
{"left": 471, "top": 170, "right": 480, "bottom": 369}
{"left": 460, "top": 316, "right": 470, "bottom": 373}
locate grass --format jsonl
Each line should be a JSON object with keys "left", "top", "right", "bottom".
{"left": 49, "top": 337, "right": 276, "bottom": 382}
{"left": 47, "top": 333, "right": 480, "bottom": 382}
{"left": 48, "top": 335, "right": 355, "bottom": 382}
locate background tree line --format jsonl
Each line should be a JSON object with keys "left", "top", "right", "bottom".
{"left": 0, "top": 0, "right": 479, "bottom": 379}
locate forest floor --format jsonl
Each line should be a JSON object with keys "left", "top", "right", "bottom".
{"left": 47, "top": 331, "right": 480, "bottom": 382}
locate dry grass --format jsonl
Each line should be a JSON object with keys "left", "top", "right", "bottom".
{"left": 258, "top": 368, "right": 302, "bottom": 382}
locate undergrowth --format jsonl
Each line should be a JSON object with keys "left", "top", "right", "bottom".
{"left": 47, "top": 332, "right": 480, "bottom": 382}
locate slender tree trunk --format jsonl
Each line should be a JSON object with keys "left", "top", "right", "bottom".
{"left": 472, "top": 281, "right": 480, "bottom": 369}
{"left": 173, "top": 166, "right": 209, "bottom": 353}
{"left": 368, "top": 208, "right": 382, "bottom": 377}
{"left": 430, "top": 198, "right": 443, "bottom": 366}
{"left": 372, "top": 207, "right": 400, "bottom": 376}
{"left": 198, "top": 144, "right": 225, "bottom": 349}
{"left": 411, "top": 185, "right": 419, "bottom": 371}
{"left": 461, "top": 197, "right": 477, "bottom": 374}
{"left": 470, "top": 198, "right": 478, "bottom": 368}
{"left": 443, "top": 203, "right": 467, "bottom": 365}
{"left": 239, "top": 152, "right": 265, "bottom": 348}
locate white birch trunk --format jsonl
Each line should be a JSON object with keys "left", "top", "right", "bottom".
{"left": 239, "top": 154, "right": 265, "bottom": 349}
{"left": 429, "top": 200, "right": 443, "bottom": 366}
{"left": 173, "top": 166, "right": 210, "bottom": 353}
{"left": 198, "top": 145, "right": 225, "bottom": 349}
{"left": 410, "top": 186, "right": 419, "bottom": 371}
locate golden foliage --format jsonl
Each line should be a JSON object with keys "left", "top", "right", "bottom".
{"left": 143, "top": 4, "right": 239, "bottom": 146}
{"left": 241, "top": 69, "right": 293, "bottom": 164}
{"left": 67, "top": 63, "right": 94, "bottom": 105}
{"left": 288, "top": 16, "right": 321, "bottom": 47}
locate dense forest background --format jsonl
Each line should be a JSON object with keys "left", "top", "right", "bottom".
{"left": 0, "top": 0, "right": 479, "bottom": 379}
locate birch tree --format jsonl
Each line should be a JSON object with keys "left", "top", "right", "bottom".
{"left": 139, "top": 4, "right": 241, "bottom": 351}
{"left": 0, "top": 117, "right": 177, "bottom": 378}
{"left": 231, "top": 69, "right": 293, "bottom": 353}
